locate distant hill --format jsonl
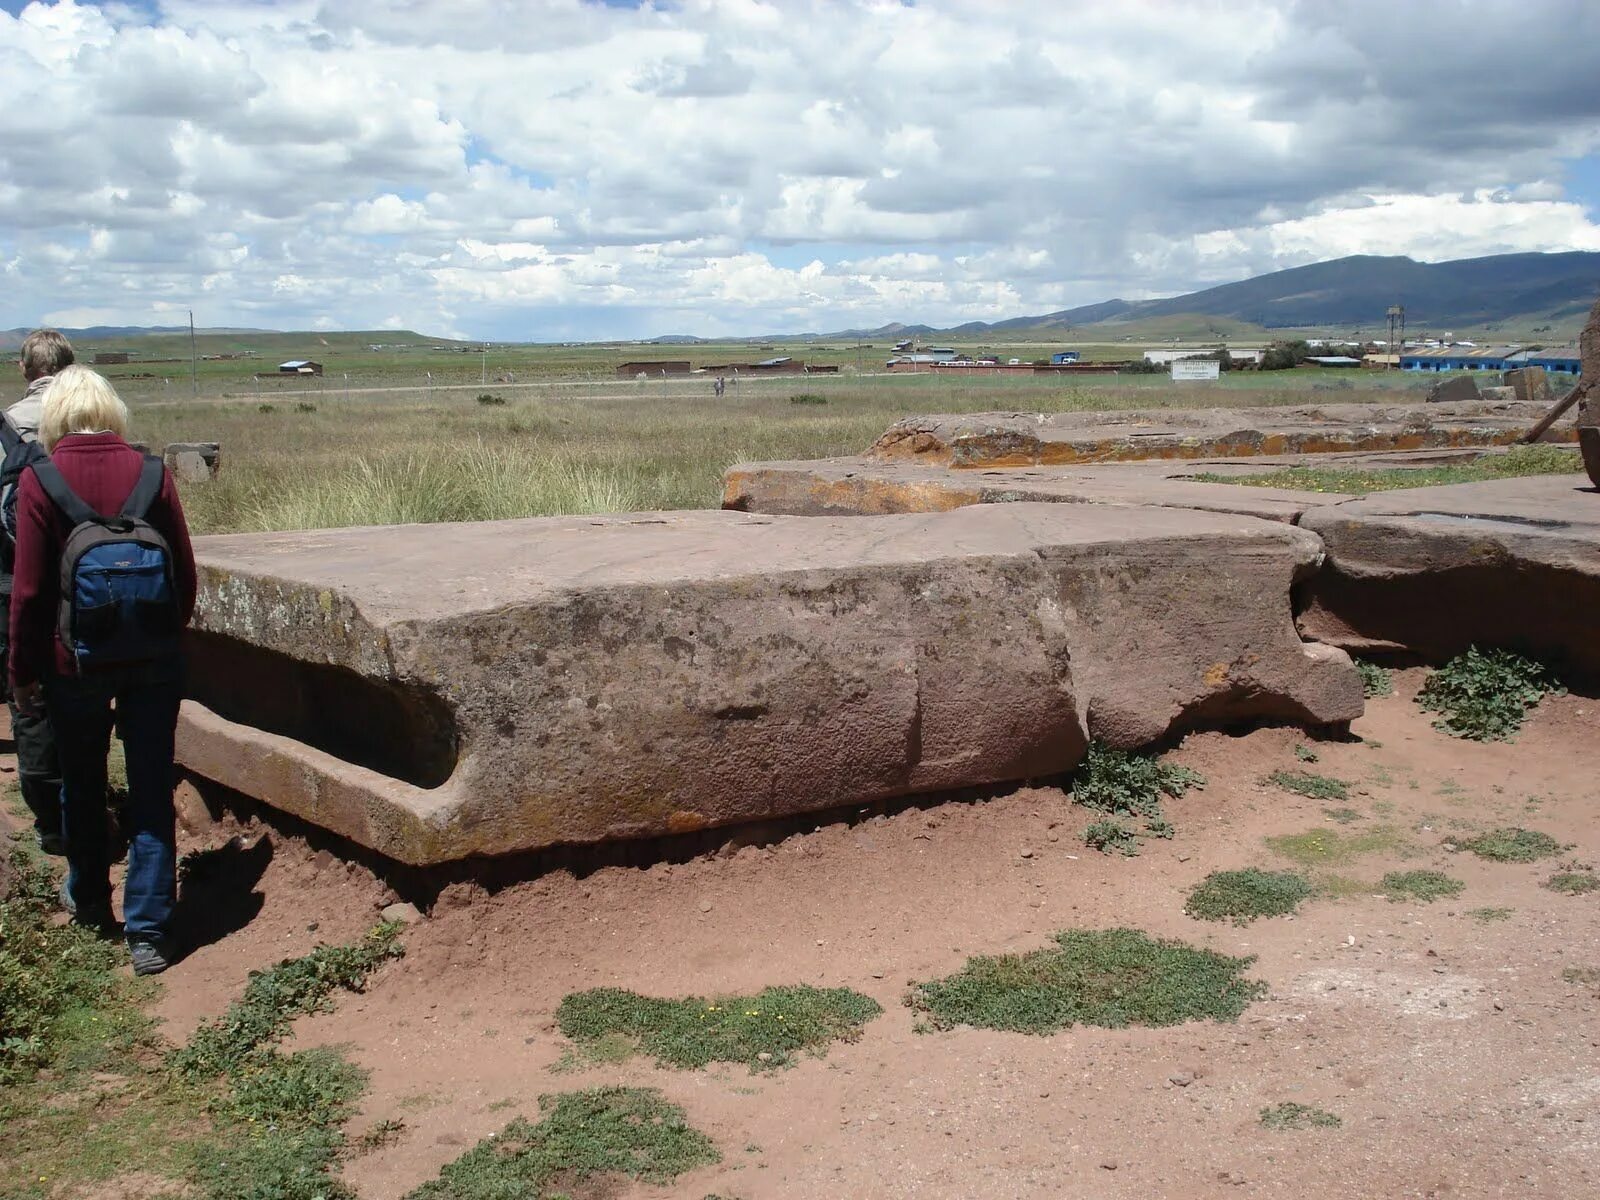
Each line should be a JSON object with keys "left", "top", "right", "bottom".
{"left": 653, "top": 251, "right": 1600, "bottom": 342}
{"left": 0, "top": 325, "right": 278, "bottom": 350}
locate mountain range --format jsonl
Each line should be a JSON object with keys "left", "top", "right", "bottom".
{"left": 657, "top": 251, "right": 1600, "bottom": 342}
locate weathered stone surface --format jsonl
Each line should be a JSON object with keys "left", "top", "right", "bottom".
{"left": 165, "top": 442, "right": 220, "bottom": 482}
{"left": 866, "top": 400, "right": 1570, "bottom": 469}
{"left": 1297, "top": 475, "right": 1600, "bottom": 679}
{"left": 1426, "top": 375, "right": 1480, "bottom": 405}
{"left": 724, "top": 456, "right": 1354, "bottom": 523}
{"left": 1502, "top": 367, "right": 1553, "bottom": 406}
{"left": 177, "top": 505, "right": 1359, "bottom": 865}
{"left": 1577, "top": 297, "right": 1600, "bottom": 487}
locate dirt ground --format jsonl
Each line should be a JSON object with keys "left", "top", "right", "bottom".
{"left": 18, "top": 667, "right": 1600, "bottom": 1199}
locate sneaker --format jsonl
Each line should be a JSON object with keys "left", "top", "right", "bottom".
{"left": 127, "top": 937, "right": 175, "bottom": 976}
{"left": 36, "top": 829, "right": 66, "bottom": 856}
{"left": 59, "top": 879, "right": 116, "bottom": 932}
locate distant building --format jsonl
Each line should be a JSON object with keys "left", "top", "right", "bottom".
{"left": 1305, "top": 355, "right": 1363, "bottom": 368}
{"left": 1144, "top": 348, "right": 1263, "bottom": 366}
{"left": 616, "top": 360, "right": 691, "bottom": 378}
{"left": 93, "top": 351, "right": 130, "bottom": 365}
{"left": 1400, "top": 346, "right": 1521, "bottom": 372}
{"left": 278, "top": 359, "right": 323, "bottom": 376}
{"left": 1504, "top": 346, "right": 1581, "bottom": 374}
{"left": 1050, "top": 350, "right": 1081, "bottom": 365}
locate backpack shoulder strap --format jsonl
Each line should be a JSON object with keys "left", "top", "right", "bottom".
{"left": 120, "top": 456, "right": 167, "bottom": 521}
{"left": 0, "top": 414, "right": 20, "bottom": 458}
{"left": 28, "top": 460, "right": 99, "bottom": 527}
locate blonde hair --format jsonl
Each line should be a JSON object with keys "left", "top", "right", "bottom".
{"left": 19, "top": 329, "right": 74, "bottom": 380}
{"left": 39, "top": 366, "right": 130, "bottom": 450}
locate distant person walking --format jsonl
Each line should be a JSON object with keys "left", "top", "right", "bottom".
{"left": 9, "top": 366, "right": 197, "bottom": 974}
{"left": 2, "top": 329, "right": 71, "bottom": 853}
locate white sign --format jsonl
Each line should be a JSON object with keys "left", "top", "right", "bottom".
{"left": 1171, "top": 359, "right": 1221, "bottom": 381}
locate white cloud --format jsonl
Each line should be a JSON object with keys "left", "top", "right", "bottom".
{"left": 1, "top": 0, "right": 1598, "bottom": 338}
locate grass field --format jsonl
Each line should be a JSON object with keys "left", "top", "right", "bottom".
{"left": 133, "top": 371, "right": 1428, "bottom": 535}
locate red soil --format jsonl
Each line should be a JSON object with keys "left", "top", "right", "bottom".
{"left": 22, "top": 669, "right": 1600, "bottom": 1198}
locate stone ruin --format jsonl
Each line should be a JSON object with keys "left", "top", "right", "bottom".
{"left": 174, "top": 319, "right": 1600, "bottom": 869}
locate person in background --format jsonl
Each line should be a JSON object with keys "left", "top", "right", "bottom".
{"left": 9, "top": 366, "right": 197, "bottom": 975}
{"left": 2, "top": 329, "right": 72, "bottom": 853}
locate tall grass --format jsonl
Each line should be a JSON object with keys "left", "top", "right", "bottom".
{"left": 132, "top": 374, "right": 1423, "bottom": 535}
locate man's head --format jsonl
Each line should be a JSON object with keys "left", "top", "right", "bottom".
{"left": 19, "top": 329, "right": 74, "bottom": 383}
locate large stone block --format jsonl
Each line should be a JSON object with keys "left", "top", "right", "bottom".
{"left": 177, "top": 505, "right": 1360, "bottom": 865}
{"left": 724, "top": 456, "right": 1353, "bottom": 523}
{"left": 867, "top": 400, "right": 1568, "bottom": 469}
{"left": 1297, "top": 475, "right": 1600, "bottom": 679}
{"left": 1425, "top": 374, "right": 1480, "bottom": 405}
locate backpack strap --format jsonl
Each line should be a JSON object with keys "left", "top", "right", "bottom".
{"left": 28, "top": 460, "right": 100, "bottom": 527}
{"left": 0, "top": 414, "right": 20, "bottom": 458}
{"left": 119, "top": 456, "right": 167, "bottom": 521}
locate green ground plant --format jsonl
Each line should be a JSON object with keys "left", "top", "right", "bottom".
{"left": 1451, "top": 827, "right": 1568, "bottom": 863}
{"left": 1266, "top": 770, "right": 1351, "bottom": 801}
{"left": 907, "top": 928, "right": 1266, "bottom": 1034}
{"left": 1543, "top": 872, "right": 1600, "bottom": 896}
{"left": 172, "top": 924, "right": 404, "bottom": 1078}
{"left": 1265, "top": 826, "right": 1406, "bottom": 867}
{"left": 1070, "top": 744, "right": 1203, "bottom": 854}
{"left": 1184, "top": 869, "right": 1313, "bottom": 924}
{"left": 1563, "top": 967, "right": 1600, "bottom": 985}
{"left": 1083, "top": 818, "right": 1141, "bottom": 856}
{"left": 1323, "top": 807, "right": 1363, "bottom": 824}
{"left": 1260, "top": 1102, "right": 1342, "bottom": 1130}
{"left": 1355, "top": 660, "right": 1394, "bottom": 698}
{"left": 1380, "top": 870, "right": 1465, "bottom": 903}
{"left": 172, "top": 925, "right": 404, "bottom": 1200}
{"left": 789, "top": 392, "right": 828, "bottom": 404}
{"left": 1294, "top": 743, "right": 1320, "bottom": 763}
{"left": 554, "top": 984, "right": 881, "bottom": 1072}
{"left": 1416, "top": 648, "right": 1562, "bottom": 741}
{"left": 404, "top": 1088, "right": 719, "bottom": 1199}
{"left": 1467, "top": 907, "right": 1514, "bottom": 923}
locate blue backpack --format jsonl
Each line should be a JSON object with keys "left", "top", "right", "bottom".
{"left": 28, "top": 455, "right": 180, "bottom": 672}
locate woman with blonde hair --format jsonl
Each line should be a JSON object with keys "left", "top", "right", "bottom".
{"left": 9, "top": 365, "right": 197, "bottom": 974}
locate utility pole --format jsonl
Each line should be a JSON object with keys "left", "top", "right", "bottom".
{"left": 481, "top": 345, "right": 488, "bottom": 387}
{"left": 188, "top": 309, "right": 198, "bottom": 396}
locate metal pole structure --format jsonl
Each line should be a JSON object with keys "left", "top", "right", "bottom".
{"left": 189, "top": 309, "right": 198, "bottom": 396}
{"left": 482, "top": 346, "right": 488, "bottom": 387}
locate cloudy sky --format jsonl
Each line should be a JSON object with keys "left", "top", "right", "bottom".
{"left": 4, "top": 0, "right": 1600, "bottom": 340}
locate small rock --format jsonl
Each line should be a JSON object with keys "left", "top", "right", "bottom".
{"left": 381, "top": 902, "right": 422, "bottom": 925}
{"left": 1020, "top": 848, "right": 1034, "bottom": 859}
{"left": 1046, "top": 831, "right": 1060, "bottom": 843}
{"left": 1101, "top": 1161, "right": 1118, "bottom": 1171}
{"left": 756, "top": 1052, "right": 773, "bottom": 1063}
{"left": 1169, "top": 1072, "right": 1193, "bottom": 1087}
{"left": 698, "top": 899, "right": 713, "bottom": 913}
{"left": 1493, "top": 1000, "right": 1505, "bottom": 1011}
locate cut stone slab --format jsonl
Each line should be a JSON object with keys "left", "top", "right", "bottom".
{"left": 177, "top": 505, "right": 1360, "bottom": 865}
{"left": 164, "top": 442, "right": 221, "bottom": 482}
{"left": 1426, "top": 375, "right": 1480, "bottom": 405}
{"left": 724, "top": 456, "right": 1355, "bottom": 523}
{"left": 867, "top": 400, "right": 1572, "bottom": 469}
{"left": 1297, "top": 474, "right": 1600, "bottom": 679}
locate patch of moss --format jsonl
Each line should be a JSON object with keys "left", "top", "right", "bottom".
{"left": 1451, "top": 827, "right": 1568, "bottom": 863}
{"left": 1260, "top": 1101, "right": 1341, "bottom": 1130}
{"left": 1265, "top": 770, "right": 1351, "bottom": 801}
{"left": 1265, "top": 826, "right": 1405, "bottom": 868}
{"left": 1185, "top": 869, "right": 1313, "bottom": 924}
{"left": 907, "top": 928, "right": 1266, "bottom": 1034}
{"left": 1543, "top": 872, "right": 1600, "bottom": 896}
{"left": 1466, "top": 907, "right": 1514, "bottom": 923}
{"left": 556, "top": 985, "right": 881, "bottom": 1072}
{"left": 1380, "top": 870, "right": 1465, "bottom": 904}
{"left": 405, "top": 1088, "right": 719, "bottom": 1200}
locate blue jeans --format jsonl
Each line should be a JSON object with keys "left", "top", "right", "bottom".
{"left": 46, "top": 661, "right": 182, "bottom": 940}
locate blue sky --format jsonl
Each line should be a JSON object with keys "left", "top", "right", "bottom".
{"left": 4, "top": 0, "right": 1600, "bottom": 340}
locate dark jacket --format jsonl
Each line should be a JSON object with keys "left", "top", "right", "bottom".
{"left": 9, "top": 432, "right": 197, "bottom": 688}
